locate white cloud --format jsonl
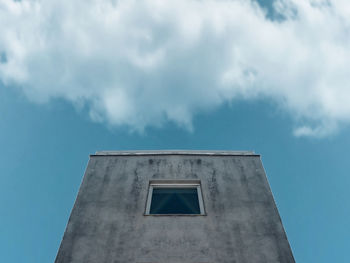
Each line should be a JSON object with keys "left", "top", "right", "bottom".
{"left": 1, "top": 0, "right": 350, "bottom": 136}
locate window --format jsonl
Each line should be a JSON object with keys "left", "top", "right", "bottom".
{"left": 145, "top": 180, "right": 205, "bottom": 215}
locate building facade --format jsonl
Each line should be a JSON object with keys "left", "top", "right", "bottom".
{"left": 55, "top": 150, "right": 295, "bottom": 263}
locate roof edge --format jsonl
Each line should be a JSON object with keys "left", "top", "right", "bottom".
{"left": 92, "top": 150, "right": 259, "bottom": 156}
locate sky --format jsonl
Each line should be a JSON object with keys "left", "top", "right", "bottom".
{"left": 0, "top": 0, "right": 349, "bottom": 262}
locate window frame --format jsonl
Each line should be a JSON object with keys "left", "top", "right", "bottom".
{"left": 144, "top": 180, "right": 206, "bottom": 216}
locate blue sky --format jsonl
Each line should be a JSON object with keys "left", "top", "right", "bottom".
{"left": 1, "top": 0, "right": 350, "bottom": 262}
{"left": 2, "top": 84, "right": 350, "bottom": 262}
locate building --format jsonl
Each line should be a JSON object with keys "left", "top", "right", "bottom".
{"left": 55, "top": 150, "right": 295, "bottom": 263}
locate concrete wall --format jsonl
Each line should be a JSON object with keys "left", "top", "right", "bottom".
{"left": 55, "top": 152, "right": 295, "bottom": 263}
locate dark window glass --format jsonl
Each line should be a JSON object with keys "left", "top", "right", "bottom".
{"left": 150, "top": 188, "right": 200, "bottom": 214}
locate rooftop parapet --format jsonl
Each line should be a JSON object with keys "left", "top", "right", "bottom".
{"left": 94, "top": 150, "right": 258, "bottom": 156}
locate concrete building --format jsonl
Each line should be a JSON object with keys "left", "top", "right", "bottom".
{"left": 55, "top": 150, "right": 295, "bottom": 263}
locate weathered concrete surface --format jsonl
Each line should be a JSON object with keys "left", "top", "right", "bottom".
{"left": 55, "top": 151, "right": 295, "bottom": 263}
